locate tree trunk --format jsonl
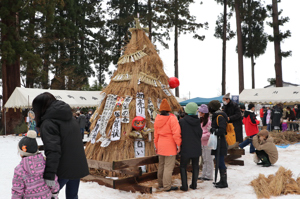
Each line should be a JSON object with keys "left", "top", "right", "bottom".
{"left": 174, "top": 0, "right": 179, "bottom": 97}
{"left": 235, "top": 0, "right": 244, "bottom": 94}
{"left": 26, "top": 8, "right": 35, "bottom": 88}
{"left": 221, "top": 0, "right": 227, "bottom": 95}
{"left": 148, "top": 0, "right": 152, "bottom": 41}
{"left": 251, "top": 55, "right": 255, "bottom": 88}
{"left": 272, "top": 0, "right": 283, "bottom": 87}
{"left": 1, "top": 9, "right": 22, "bottom": 134}
{"left": 135, "top": 0, "right": 139, "bottom": 17}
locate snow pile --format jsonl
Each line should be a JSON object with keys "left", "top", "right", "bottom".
{"left": 1, "top": 135, "right": 300, "bottom": 199}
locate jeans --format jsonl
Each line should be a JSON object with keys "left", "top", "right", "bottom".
{"left": 267, "top": 124, "right": 271, "bottom": 131}
{"left": 215, "top": 155, "right": 226, "bottom": 170}
{"left": 239, "top": 135, "right": 255, "bottom": 153}
{"left": 80, "top": 128, "right": 85, "bottom": 139}
{"left": 58, "top": 178, "right": 80, "bottom": 199}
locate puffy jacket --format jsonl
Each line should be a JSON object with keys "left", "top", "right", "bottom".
{"left": 201, "top": 119, "right": 211, "bottom": 146}
{"left": 210, "top": 111, "right": 228, "bottom": 156}
{"left": 12, "top": 153, "right": 59, "bottom": 199}
{"left": 243, "top": 110, "right": 260, "bottom": 136}
{"left": 179, "top": 115, "right": 202, "bottom": 158}
{"left": 271, "top": 106, "right": 283, "bottom": 127}
{"left": 252, "top": 135, "right": 278, "bottom": 164}
{"left": 224, "top": 100, "right": 243, "bottom": 143}
{"left": 40, "top": 100, "right": 89, "bottom": 180}
{"left": 154, "top": 114, "right": 181, "bottom": 156}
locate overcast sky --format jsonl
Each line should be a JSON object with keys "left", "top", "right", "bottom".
{"left": 95, "top": 0, "right": 300, "bottom": 100}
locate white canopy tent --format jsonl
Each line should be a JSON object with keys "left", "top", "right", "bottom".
{"left": 4, "top": 87, "right": 102, "bottom": 109}
{"left": 239, "top": 87, "right": 300, "bottom": 104}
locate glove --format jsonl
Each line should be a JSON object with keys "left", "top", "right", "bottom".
{"left": 45, "top": 179, "right": 56, "bottom": 187}
{"left": 210, "top": 127, "right": 216, "bottom": 134}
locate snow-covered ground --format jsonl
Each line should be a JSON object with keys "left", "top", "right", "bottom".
{"left": 1, "top": 134, "right": 300, "bottom": 199}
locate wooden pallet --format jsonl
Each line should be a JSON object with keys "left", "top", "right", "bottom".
{"left": 225, "top": 148, "right": 245, "bottom": 166}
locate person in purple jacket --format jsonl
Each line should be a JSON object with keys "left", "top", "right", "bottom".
{"left": 12, "top": 130, "right": 59, "bottom": 199}
{"left": 197, "top": 104, "right": 213, "bottom": 181}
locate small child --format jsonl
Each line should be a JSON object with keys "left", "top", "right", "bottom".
{"left": 198, "top": 104, "right": 213, "bottom": 181}
{"left": 252, "top": 130, "right": 278, "bottom": 167}
{"left": 12, "top": 130, "right": 59, "bottom": 199}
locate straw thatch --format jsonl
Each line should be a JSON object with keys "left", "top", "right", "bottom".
{"left": 251, "top": 166, "right": 300, "bottom": 198}
{"left": 270, "top": 131, "right": 300, "bottom": 145}
{"left": 85, "top": 20, "right": 182, "bottom": 176}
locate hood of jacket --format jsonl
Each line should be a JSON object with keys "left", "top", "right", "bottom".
{"left": 258, "top": 136, "right": 274, "bottom": 145}
{"left": 20, "top": 153, "right": 45, "bottom": 175}
{"left": 154, "top": 114, "right": 171, "bottom": 128}
{"left": 183, "top": 115, "right": 200, "bottom": 126}
{"left": 41, "top": 100, "right": 72, "bottom": 122}
{"left": 244, "top": 110, "right": 254, "bottom": 118}
{"left": 212, "top": 110, "right": 229, "bottom": 123}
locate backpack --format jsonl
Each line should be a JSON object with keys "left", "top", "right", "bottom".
{"left": 217, "top": 115, "right": 236, "bottom": 146}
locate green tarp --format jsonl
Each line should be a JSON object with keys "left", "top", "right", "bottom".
{"left": 179, "top": 96, "right": 223, "bottom": 106}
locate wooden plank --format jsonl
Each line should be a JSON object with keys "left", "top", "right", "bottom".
{"left": 117, "top": 184, "right": 152, "bottom": 194}
{"left": 118, "top": 167, "right": 142, "bottom": 177}
{"left": 227, "top": 148, "right": 245, "bottom": 155}
{"left": 112, "top": 155, "right": 159, "bottom": 170}
{"left": 87, "top": 159, "right": 113, "bottom": 171}
{"left": 226, "top": 159, "right": 244, "bottom": 166}
{"left": 225, "top": 155, "right": 241, "bottom": 162}
{"left": 81, "top": 175, "right": 114, "bottom": 188}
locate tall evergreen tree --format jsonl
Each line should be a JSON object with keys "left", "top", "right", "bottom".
{"left": 267, "top": 0, "right": 291, "bottom": 87}
{"left": 160, "top": 0, "right": 207, "bottom": 97}
{"left": 241, "top": 0, "right": 268, "bottom": 89}
{"left": 214, "top": 0, "right": 235, "bottom": 95}
{"left": 0, "top": 0, "right": 24, "bottom": 133}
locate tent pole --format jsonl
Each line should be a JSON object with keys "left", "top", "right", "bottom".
{"left": 4, "top": 108, "right": 6, "bottom": 136}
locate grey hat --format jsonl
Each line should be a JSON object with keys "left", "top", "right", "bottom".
{"left": 223, "top": 93, "right": 230, "bottom": 99}
{"left": 18, "top": 130, "right": 39, "bottom": 157}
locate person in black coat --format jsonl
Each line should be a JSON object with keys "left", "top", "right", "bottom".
{"left": 271, "top": 104, "right": 283, "bottom": 130}
{"left": 222, "top": 93, "right": 243, "bottom": 143}
{"left": 33, "top": 92, "right": 89, "bottom": 199}
{"left": 179, "top": 102, "right": 202, "bottom": 191}
{"left": 208, "top": 100, "right": 228, "bottom": 189}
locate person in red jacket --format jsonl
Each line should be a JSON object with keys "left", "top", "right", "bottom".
{"left": 260, "top": 106, "right": 265, "bottom": 122}
{"left": 238, "top": 103, "right": 260, "bottom": 153}
{"left": 154, "top": 99, "right": 182, "bottom": 192}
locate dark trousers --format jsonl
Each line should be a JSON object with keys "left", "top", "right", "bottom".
{"left": 215, "top": 155, "right": 226, "bottom": 170}
{"left": 180, "top": 156, "right": 199, "bottom": 169}
{"left": 239, "top": 135, "right": 255, "bottom": 153}
{"left": 80, "top": 128, "right": 85, "bottom": 139}
{"left": 58, "top": 178, "right": 80, "bottom": 199}
{"left": 255, "top": 150, "right": 270, "bottom": 163}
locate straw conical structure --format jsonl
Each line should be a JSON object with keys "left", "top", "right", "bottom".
{"left": 85, "top": 24, "right": 182, "bottom": 176}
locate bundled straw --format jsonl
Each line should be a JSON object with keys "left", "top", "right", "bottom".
{"left": 85, "top": 21, "right": 182, "bottom": 177}
{"left": 270, "top": 131, "right": 300, "bottom": 145}
{"left": 251, "top": 166, "right": 300, "bottom": 198}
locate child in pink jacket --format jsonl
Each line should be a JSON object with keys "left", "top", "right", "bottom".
{"left": 12, "top": 130, "right": 59, "bottom": 199}
{"left": 198, "top": 104, "right": 213, "bottom": 181}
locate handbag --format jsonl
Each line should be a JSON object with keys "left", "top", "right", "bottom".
{"left": 207, "top": 132, "right": 218, "bottom": 150}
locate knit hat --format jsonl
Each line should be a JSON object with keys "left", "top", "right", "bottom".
{"left": 185, "top": 102, "right": 198, "bottom": 115}
{"left": 223, "top": 93, "right": 230, "bottom": 99}
{"left": 248, "top": 103, "right": 255, "bottom": 110}
{"left": 198, "top": 104, "right": 208, "bottom": 113}
{"left": 208, "top": 100, "right": 221, "bottom": 111}
{"left": 18, "top": 130, "right": 39, "bottom": 157}
{"left": 258, "top": 129, "right": 269, "bottom": 137}
{"left": 159, "top": 99, "right": 171, "bottom": 112}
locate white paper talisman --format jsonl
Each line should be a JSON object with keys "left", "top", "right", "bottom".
{"left": 134, "top": 140, "right": 146, "bottom": 172}
{"left": 147, "top": 98, "right": 155, "bottom": 123}
{"left": 136, "top": 92, "right": 145, "bottom": 118}
{"left": 98, "top": 94, "right": 117, "bottom": 137}
{"left": 90, "top": 118, "right": 102, "bottom": 144}
{"left": 111, "top": 111, "right": 121, "bottom": 141}
{"left": 157, "top": 99, "right": 162, "bottom": 110}
{"left": 121, "top": 96, "right": 133, "bottom": 123}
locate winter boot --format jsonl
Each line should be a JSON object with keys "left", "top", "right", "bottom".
{"left": 215, "top": 169, "right": 228, "bottom": 188}
{"left": 180, "top": 168, "right": 188, "bottom": 191}
{"left": 189, "top": 165, "right": 199, "bottom": 190}
{"left": 261, "top": 157, "right": 271, "bottom": 167}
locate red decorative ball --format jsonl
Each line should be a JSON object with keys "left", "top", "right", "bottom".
{"left": 169, "top": 77, "right": 180, "bottom": 89}
{"left": 132, "top": 116, "right": 146, "bottom": 131}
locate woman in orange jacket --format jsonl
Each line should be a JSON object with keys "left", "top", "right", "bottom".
{"left": 154, "top": 99, "right": 182, "bottom": 192}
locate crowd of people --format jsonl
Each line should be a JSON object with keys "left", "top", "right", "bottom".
{"left": 154, "top": 93, "right": 279, "bottom": 192}
{"left": 11, "top": 92, "right": 283, "bottom": 198}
